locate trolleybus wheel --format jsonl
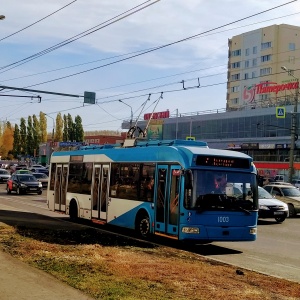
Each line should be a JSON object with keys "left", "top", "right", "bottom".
{"left": 69, "top": 200, "right": 78, "bottom": 221}
{"left": 136, "top": 213, "right": 150, "bottom": 238}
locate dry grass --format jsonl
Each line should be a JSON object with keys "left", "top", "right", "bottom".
{"left": 0, "top": 223, "right": 299, "bottom": 300}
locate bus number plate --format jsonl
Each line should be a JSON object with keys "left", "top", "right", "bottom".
{"left": 218, "top": 216, "right": 229, "bottom": 223}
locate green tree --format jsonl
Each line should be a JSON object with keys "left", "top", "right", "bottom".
{"left": 74, "top": 115, "right": 84, "bottom": 142}
{"left": 20, "top": 118, "right": 27, "bottom": 155}
{"left": 55, "top": 113, "right": 63, "bottom": 141}
{"left": 13, "top": 124, "right": 21, "bottom": 158}
{"left": 63, "top": 114, "right": 68, "bottom": 141}
{"left": 39, "top": 112, "right": 47, "bottom": 143}
{"left": 27, "top": 116, "right": 34, "bottom": 156}
{"left": 67, "top": 114, "right": 75, "bottom": 141}
{"left": 33, "top": 114, "right": 41, "bottom": 157}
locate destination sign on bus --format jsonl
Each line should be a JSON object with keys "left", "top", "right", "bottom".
{"left": 196, "top": 156, "right": 250, "bottom": 169}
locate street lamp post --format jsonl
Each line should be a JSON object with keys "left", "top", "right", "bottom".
{"left": 119, "top": 100, "right": 133, "bottom": 128}
{"left": 281, "top": 66, "right": 299, "bottom": 183}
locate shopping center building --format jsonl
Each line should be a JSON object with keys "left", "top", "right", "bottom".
{"left": 121, "top": 24, "right": 300, "bottom": 179}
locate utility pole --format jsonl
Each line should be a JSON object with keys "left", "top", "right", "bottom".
{"left": 281, "top": 66, "right": 299, "bottom": 182}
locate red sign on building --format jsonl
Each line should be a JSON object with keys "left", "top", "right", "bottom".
{"left": 144, "top": 110, "right": 170, "bottom": 120}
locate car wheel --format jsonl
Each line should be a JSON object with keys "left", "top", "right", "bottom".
{"left": 288, "top": 204, "right": 296, "bottom": 217}
{"left": 38, "top": 190, "right": 42, "bottom": 195}
{"left": 6, "top": 186, "right": 11, "bottom": 194}
{"left": 275, "top": 216, "right": 286, "bottom": 223}
{"left": 135, "top": 213, "right": 150, "bottom": 238}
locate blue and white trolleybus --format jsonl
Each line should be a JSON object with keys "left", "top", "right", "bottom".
{"left": 47, "top": 139, "right": 258, "bottom": 242}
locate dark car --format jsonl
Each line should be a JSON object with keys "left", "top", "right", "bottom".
{"left": 29, "top": 167, "right": 49, "bottom": 176}
{"left": 6, "top": 174, "right": 43, "bottom": 195}
{"left": 32, "top": 172, "right": 49, "bottom": 188}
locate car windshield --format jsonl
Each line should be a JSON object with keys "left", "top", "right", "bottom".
{"left": 258, "top": 186, "right": 272, "bottom": 199}
{"left": 187, "top": 170, "right": 257, "bottom": 211}
{"left": 18, "top": 175, "right": 36, "bottom": 182}
{"left": 281, "top": 187, "right": 300, "bottom": 197}
{"left": 0, "top": 170, "right": 9, "bottom": 174}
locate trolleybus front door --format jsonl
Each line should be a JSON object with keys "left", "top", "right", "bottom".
{"left": 155, "top": 165, "right": 180, "bottom": 237}
{"left": 92, "top": 164, "right": 109, "bottom": 220}
{"left": 54, "top": 164, "right": 68, "bottom": 212}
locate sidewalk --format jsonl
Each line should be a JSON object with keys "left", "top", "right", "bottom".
{"left": 0, "top": 203, "right": 94, "bottom": 300}
{"left": 0, "top": 250, "right": 94, "bottom": 300}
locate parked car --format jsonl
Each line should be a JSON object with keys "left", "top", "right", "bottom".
{"left": 29, "top": 167, "right": 49, "bottom": 176}
{"left": 30, "top": 164, "right": 45, "bottom": 168}
{"left": 292, "top": 179, "right": 300, "bottom": 189}
{"left": 263, "top": 184, "right": 300, "bottom": 217}
{"left": 6, "top": 174, "right": 43, "bottom": 195}
{"left": 0, "top": 168, "right": 11, "bottom": 182}
{"left": 15, "top": 169, "right": 31, "bottom": 174}
{"left": 32, "top": 172, "right": 49, "bottom": 188}
{"left": 258, "top": 186, "right": 288, "bottom": 223}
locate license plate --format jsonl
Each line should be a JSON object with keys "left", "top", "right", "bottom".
{"left": 30, "top": 188, "right": 37, "bottom": 191}
{"left": 274, "top": 211, "right": 284, "bottom": 215}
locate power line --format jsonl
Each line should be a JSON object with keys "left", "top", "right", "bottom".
{"left": 0, "top": 0, "right": 160, "bottom": 72}
{"left": 1, "top": 10, "right": 299, "bottom": 85}
{"left": 0, "top": 0, "right": 78, "bottom": 42}
{"left": 16, "top": 0, "right": 297, "bottom": 90}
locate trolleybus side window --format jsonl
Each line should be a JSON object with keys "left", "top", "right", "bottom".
{"left": 110, "top": 163, "right": 155, "bottom": 201}
{"left": 169, "top": 170, "right": 180, "bottom": 225}
{"left": 50, "top": 163, "right": 56, "bottom": 190}
{"left": 67, "top": 162, "right": 92, "bottom": 194}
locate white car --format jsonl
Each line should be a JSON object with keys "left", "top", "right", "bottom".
{"left": 0, "top": 168, "right": 11, "bottom": 182}
{"left": 258, "top": 186, "right": 289, "bottom": 223}
{"left": 264, "top": 184, "right": 300, "bottom": 217}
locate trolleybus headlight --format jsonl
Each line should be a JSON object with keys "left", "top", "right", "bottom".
{"left": 182, "top": 227, "right": 200, "bottom": 234}
{"left": 249, "top": 228, "right": 257, "bottom": 235}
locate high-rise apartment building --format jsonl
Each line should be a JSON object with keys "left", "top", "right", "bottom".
{"left": 227, "top": 24, "right": 300, "bottom": 110}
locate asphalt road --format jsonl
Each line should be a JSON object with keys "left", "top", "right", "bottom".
{"left": 0, "top": 185, "right": 300, "bottom": 283}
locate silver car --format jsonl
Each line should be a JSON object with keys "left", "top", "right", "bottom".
{"left": 0, "top": 168, "right": 11, "bottom": 183}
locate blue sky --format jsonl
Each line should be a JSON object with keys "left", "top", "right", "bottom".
{"left": 0, "top": 0, "right": 299, "bottom": 133}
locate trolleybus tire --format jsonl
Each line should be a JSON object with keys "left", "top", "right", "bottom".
{"left": 69, "top": 200, "right": 78, "bottom": 221}
{"left": 136, "top": 213, "right": 150, "bottom": 238}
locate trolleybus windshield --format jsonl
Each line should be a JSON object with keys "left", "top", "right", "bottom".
{"left": 187, "top": 170, "right": 258, "bottom": 211}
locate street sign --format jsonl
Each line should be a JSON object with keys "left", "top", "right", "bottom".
{"left": 276, "top": 107, "right": 285, "bottom": 118}
{"left": 84, "top": 91, "right": 96, "bottom": 104}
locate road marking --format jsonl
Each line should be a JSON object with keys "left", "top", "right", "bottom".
{"left": 0, "top": 196, "right": 47, "bottom": 209}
